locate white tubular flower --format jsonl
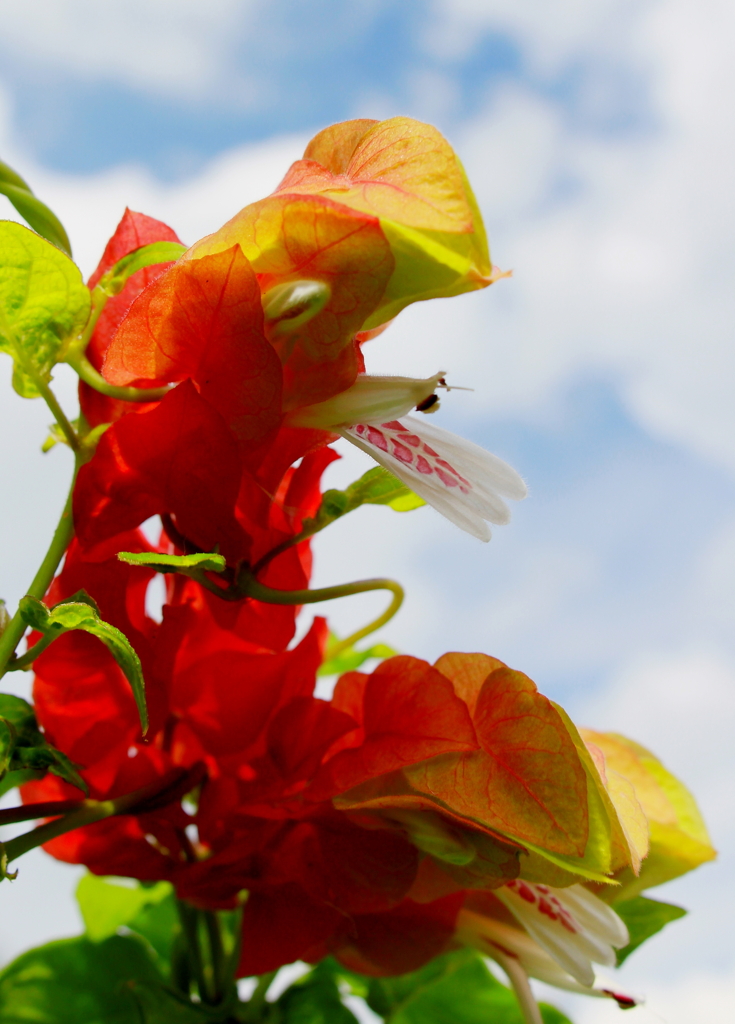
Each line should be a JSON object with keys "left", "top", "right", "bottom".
{"left": 288, "top": 372, "right": 449, "bottom": 428}
{"left": 456, "top": 884, "right": 637, "bottom": 1010}
{"left": 287, "top": 373, "right": 527, "bottom": 541}
{"left": 495, "top": 881, "right": 629, "bottom": 988}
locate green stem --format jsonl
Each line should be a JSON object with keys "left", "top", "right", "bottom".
{"left": 6, "top": 632, "right": 56, "bottom": 671}
{"left": 34, "top": 375, "right": 81, "bottom": 453}
{"left": 67, "top": 351, "right": 170, "bottom": 403}
{"left": 74, "top": 285, "right": 108, "bottom": 355}
{"left": 204, "top": 910, "right": 226, "bottom": 1004}
{"left": 177, "top": 901, "right": 211, "bottom": 1005}
{"left": 242, "top": 971, "right": 277, "bottom": 1021}
{"left": 3, "top": 771, "right": 186, "bottom": 863}
{"left": 245, "top": 573, "right": 404, "bottom": 656}
{"left": 190, "top": 569, "right": 404, "bottom": 656}
{"left": 0, "top": 468, "right": 76, "bottom": 678}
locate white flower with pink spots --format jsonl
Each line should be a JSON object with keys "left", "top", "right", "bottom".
{"left": 289, "top": 373, "right": 527, "bottom": 540}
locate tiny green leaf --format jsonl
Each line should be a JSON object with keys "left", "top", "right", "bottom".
{"left": 614, "top": 895, "right": 687, "bottom": 964}
{"left": 101, "top": 241, "right": 187, "bottom": 295}
{"left": 0, "top": 935, "right": 163, "bottom": 1023}
{"left": 318, "top": 634, "right": 397, "bottom": 676}
{"left": 344, "top": 466, "right": 425, "bottom": 511}
{"left": 0, "top": 160, "right": 72, "bottom": 255}
{"left": 0, "top": 222, "right": 89, "bottom": 397}
{"left": 306, "top": 468, "right": 425, "bottom": 537}
{"left": 117, "top": 551, "right": 227, "bottom": 574}
{"left": 77, "top": 875, "right": 174, "bottom": 943}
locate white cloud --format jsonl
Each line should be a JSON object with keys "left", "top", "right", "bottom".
{"left": 366, "top": 1, "right": 735, "bottom": 474}
{"left": 0, "top": 0, "right": 254, "bottom": 100}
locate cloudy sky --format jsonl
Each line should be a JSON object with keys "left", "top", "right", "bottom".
{"left": 0, "top": 2, "right": 733, "bottom": 1021}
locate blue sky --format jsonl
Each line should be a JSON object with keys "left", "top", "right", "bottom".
{"left": 1, "top": 3, "right": 734, "bottom": 1021}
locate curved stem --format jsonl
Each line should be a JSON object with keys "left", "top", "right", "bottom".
{"left": 67, "top": 351, "right": 170, "bottom": 403}
{"left": 6, "top": 632, "right": 56, "bottom": 671}
{"left": 190, "top": 569, "right": 404, "bottom": 655}
{"left": 488, "top": 949, "right": 543, "bottom": 1024}
{"left": 0, "top": 467, "right": 77, "bottom": 678}
{"left": 241, "top": 572, "right": 403, "bottom": 654}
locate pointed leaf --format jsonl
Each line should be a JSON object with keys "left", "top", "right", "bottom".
{"left": 0, "top": 162, "right": 72, "bottom": 255}
{"left": 117, "top": 551, "right": 226, "bottom": 573}
{"left": 19, "top": 596, "right": 148, "bottom": 734}
{"left": 613, "top": 895, "right": 687, "bottom": 964}
{"left": 0, "top": 222, "right": 89, "bottom": 396}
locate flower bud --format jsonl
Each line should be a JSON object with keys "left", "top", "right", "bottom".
{"left": 262, "top": 279, "right": 331, "bottom": 337}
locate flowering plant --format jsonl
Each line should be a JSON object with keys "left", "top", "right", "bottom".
{"left": 0, "top": 120, "right": 714, "bottom": 1023}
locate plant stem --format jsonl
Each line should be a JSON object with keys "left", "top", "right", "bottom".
{"left": 34, "top": 376, "right": 81, "bottom": 452}
{"left": 0, "top": 469, "right": 76, "bottom": 678}
{"left": 489, "top": 949, "right": 543, "bottom": 1024}
{"left": 0, "top": 799, "right": 82, "bottom": 826}
{"left": 2, "top": 770, "right": 192, "bottom": 863}
{"left": 5, "top": 632, "right": 56, "bottom": 671}
{"left": 177, "top": 901, "right": 213, "bottom": 1005}
{"left": 67, "top": 351, "right": 170, "bottom": 403}
{"left": 242, "top": 971, "right": 277, "bottom": 1021}
{"left": 204, "top": 910, "right": 226, "bottom": 1004}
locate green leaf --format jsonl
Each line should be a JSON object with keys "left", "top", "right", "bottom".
{"left": 0, "top": 222, "right": 89, "bottom": 396}
{"left": 117, "top": 551, "right": 227, "bottom": 574}
{"left": 0, "top": 161, "right": 72, "bottom": 255}
{"left": 127, "top": 891, "right": 181, "bottom": 966}
{"left": 0, "top": 694, "right": 37, "bottom": 737}
{"left": 318, "top": 633, "right": 397, "bottom": 676}
{"left": 0, "top": 693, "right": 86, "bottom": 793}
{"left": 345, "top": 467, "right": 426, "bottom": 511}
{"left": 19, "top": 594, "right": 148, "bottom": 734}
{"left": 363, "top": 950, "right": 571, "bottom": 1024}
{"left": 307, "top": 467, "right": 425, "bottom": 538}
{"left": 101, "top": 242, "right": 187, "bottom": 295}
{"left": 275, "top": 964, "right": 359, "bottom": 1024}
{"left": 0, "top": 768, "right": 43, "bottom": 800}
{"left": 77, "top": 874, "right": 174, "bottom": 943}
{"left": 614, "top": 895, "right": 687, "bottom": 964}
{"left": 0, "top": 934, "right": 163, "bottom": 1023}
{"left": 126, "top": 981, "right": 214, "bottom": 1023}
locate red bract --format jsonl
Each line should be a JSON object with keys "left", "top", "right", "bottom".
{"left": 81, "top": 209, "right": 183, "bottom": 428}
{"left": 24, "top": 527, "right": 610, "bottom": 978}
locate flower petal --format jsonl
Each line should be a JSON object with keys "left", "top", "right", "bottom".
{"left": 342, "top": 415, "right": 526, "bottom": 540}
{"left": 494, "top": 882, "right": 628, "bottom": 987}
